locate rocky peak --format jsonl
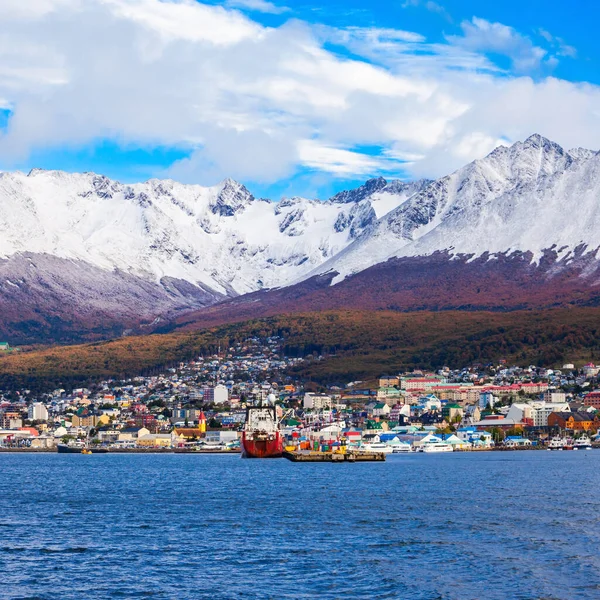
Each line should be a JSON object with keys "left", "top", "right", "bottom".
{"left": 211, "top": 178, "right": 256, "bottom": 217}
{"left": 568, "top": 147, "right": 597, "bottom": 162}
{"left": 329, "top": 177, "right": 388, "bottom": 204}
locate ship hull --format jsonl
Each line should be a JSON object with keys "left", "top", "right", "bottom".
{"left": 241, "top": 432, "right": 283, "bottom": 458}
{"left": 57, "top": 444, "right": 109, "bottom": 454}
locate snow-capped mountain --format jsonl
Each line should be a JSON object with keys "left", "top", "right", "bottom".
{"left": 2, "top": 133, "right": 600, "bottom": 342}
{"left": 0, "top": 167, "right": 430, "bottom": 341}
{"left": 306, "top": 134, "right": 600, "bottom": 283}
{"left": 0, "top": 169, "right": 428, "bottom": 298}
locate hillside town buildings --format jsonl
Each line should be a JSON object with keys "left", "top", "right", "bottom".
{"left": 2, "top": 339, "right": 600, "bottom": 451}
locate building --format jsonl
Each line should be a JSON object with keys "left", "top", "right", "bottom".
{"left": 583, "top": 391, "right": 600, "bottom": 409}
{"left": 379, "top": 376, "right": 399, "bottom": 388}
{"left": 118, "top": 427, "right": 150, "bottom": 441}
{"left": 172, "top": 407, "right": 204, "bottom": 423}
{"left": 137, "top": 433, "right": 181, "bottom": 447}
{"left": 441, "top": 403, "right": 464, "bottom": 422}
{"left": 471, "top": 415, "right": 522, "bottom": 431}
{"left": 417, "top": 394, "right": 442, "bottom": 412}
{"left": 303, "top": 393, "right": 333, "bottom": 410}
{"left": 0, "top": 410, "right": 22, "bottom": 429}
{"left": 28, "top": 403, "right": 49, "bottom": 422}
{"left": 478, "top": 391, "right": 497, "bottom": 410}
{"left": 520, "top": 382, "right": 548, "bottom": 394}
{"left": 506, "top": 403, "right": 532, "bottom": 423}
{"left": 548, "top": 412, "right": 599, "bottom": 431}
{"left": 71, "top": 414, "right": 110, "bottom": 428}
{"left": 0, "top": 342, "right": 10, "bottom": 352}
{"left": 543, "top": 391, "right": 567, "bottom": 403}
{"left": 457, "top": 427, "right": 493, "bottom": 448}
{"left": 174, "top": 427, "right": 205, "bottom": 440}
{"left": 372, "top": 403, "right": 391, "bottom": 418}
{"left": 376, "top": 387, "right": 401, "bottom": 405}
{"left": 205, "top": 431, "right": 239, "bottom": 444}
{"left": 583, "top": 363, "right": 600, "bottom": 378}
{"left": 528, "top": 401, "right": 570, "bottom": 427}
{"left": 400, "top": 377, "right": 444, "bottom": 391}
{"left": 202, "top": 385, "right": 229, "bottom": 404}
{"left": 504, "top": 436, "right": 532, "bottom": 448}
{"left": 31, "top": 435, "right": 56, "bottom": 449}
{"left": 389, "top": 404, "right": 410, "bottom": 422}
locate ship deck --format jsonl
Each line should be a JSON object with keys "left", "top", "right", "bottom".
{"left": 282, "top": 450, "right": 386, "bottom": 462}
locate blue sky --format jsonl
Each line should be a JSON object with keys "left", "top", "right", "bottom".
{"left": 0, "top": 0, "right": 598, "bottom": 199}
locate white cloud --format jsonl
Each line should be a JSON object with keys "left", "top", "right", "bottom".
{"left": 402, "top": 0, "right": 452, "bottom": 22}
{"left": 298, "top": 140, "right": 398, "bottom": 176}
{"left": 103, "top": 0, "right": 261, "bottom": 45}
{"left": 448, "top": 17, "right": 551, "bottom": 73}
{"left": 538, "top": 28, "right": 577, "bottom": 58}
{"left": 225, "top": 0, "right": 290, "bottom": 15}
{"left": 0, "top": 0, "right": 598, "bottom": 189}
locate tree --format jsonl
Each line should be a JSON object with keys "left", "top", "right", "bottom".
{"left": 505, "top": 427, "right": 523, "bottom": 438}
{"left": 487, "top": 427, "right": 505, "bottom": 443}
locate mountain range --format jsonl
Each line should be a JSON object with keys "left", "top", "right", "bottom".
{"left": 1, "top": 134, "right": 600, "bottom": 343}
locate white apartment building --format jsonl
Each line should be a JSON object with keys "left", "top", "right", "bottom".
{"left": 28, "top": 402, "right": 49, "bottom": 422}
{"left": 543, "top": 391, "right": 567, "bottom": 403}
{"left": 506, "top": 403, "right": 533, "bottom": 423}
{"left": 202, "top": 384, "right": 229, "bottom": 404}
{"left": 303, "top": 393, "right": 333, "bottom": 410}
{"left": 528, "top": 401, "right": 571, "bottom": 427}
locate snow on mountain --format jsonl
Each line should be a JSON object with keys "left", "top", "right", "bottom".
{"left": 307, "top": 134, "right": 600, "bottom": 284}
{"left": 0, "top": 169, "right": 421, "bottom": 299}
{"left": 1, "top": 133, "right": 599, "bottom": 342}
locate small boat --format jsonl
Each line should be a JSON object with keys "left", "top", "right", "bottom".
{"left": 420, "top": 439, "right": 453, "bottom": 453}
{"left": 57, "top": 444, "right": 108, "bottom": 454}
{"left": 359, "top": 442, "right": 394, "bottom": 454}
{"left": 547, "top": 436, "right": 565, "bottom": 451}
{"left": 574, "top": 435, "right": 593, "bottom": 450}
{"left": 390, "top": 442, "right": 413, "bottom": 453}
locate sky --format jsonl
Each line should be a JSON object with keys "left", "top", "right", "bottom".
{"left": 0, "top": 0, "right": 599, "bottom": 199}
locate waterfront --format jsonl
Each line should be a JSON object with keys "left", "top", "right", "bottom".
{"left": 2, "top": 453, "right": 600, "bottom": 600}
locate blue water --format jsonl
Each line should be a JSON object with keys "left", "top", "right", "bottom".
{"left": 1, "top": 452, "right": 599, "bottom": 600}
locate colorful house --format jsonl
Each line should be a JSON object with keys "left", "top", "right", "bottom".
{"left": 548, "top": 411, "right": 599, "bottom": 431}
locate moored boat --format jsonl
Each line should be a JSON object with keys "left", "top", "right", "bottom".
{"left": 57, "top": 444, "right": 109, "bottom": 454}
{"left": 241, "top": 398, "right": 283, "bottom": 459}
{"left": 390, "top": 442, "right": 413, "bottom": 453}
{"left": 574, "top": 434, "right": 593, "bottom": 450}
{"left": 359, "top": 442, "right": 394, "bottom": 454}
{"left": 547, "top": 436, "right": 565, "bottom": 451}
{"left": 420, "top": 440, "right": 453, "bottom": 453}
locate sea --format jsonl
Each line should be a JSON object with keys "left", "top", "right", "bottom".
{"left": 1, "top": 451, "right": 599, "bottom": 600}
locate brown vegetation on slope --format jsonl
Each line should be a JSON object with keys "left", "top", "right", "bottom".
{"left": 2, "top": 308, "right": 600, "bottom": 390}
{"left": 172, "top": 250, "right": 600, "bottom": 332}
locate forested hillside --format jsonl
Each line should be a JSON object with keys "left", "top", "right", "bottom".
{"left": 1, "top": 309, "right": 600, "bottom": 391}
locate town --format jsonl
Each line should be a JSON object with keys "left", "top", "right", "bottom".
{"left": 2, "top": 334, "right": 600, "bottom": 453}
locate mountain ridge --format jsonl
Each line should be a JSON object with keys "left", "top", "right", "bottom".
{"left": 1, "top": 134, "right": 600, "bottom": 343}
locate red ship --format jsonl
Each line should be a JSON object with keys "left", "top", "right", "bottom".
{"left": 241, "top": 402, "right": 283, "bottom": 459}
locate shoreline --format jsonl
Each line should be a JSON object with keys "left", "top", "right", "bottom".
{"left": 0, "top": 447, "right": 241, "bottom": 454}
{"left": 2, "top": 446, "right": 597, "bottom": 454}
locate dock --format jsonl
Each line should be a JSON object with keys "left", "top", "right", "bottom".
{"left": 283, "top": 450, "right": 386, "bottom": 462}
